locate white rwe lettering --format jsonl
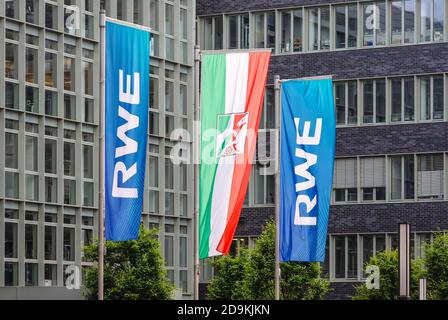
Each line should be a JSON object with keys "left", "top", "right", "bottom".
{"left": 293, "top": 117, "right": 323, "bottom": 226}
{"left": 112, "top": 162, "right": 138, "bottom": 198}
{"left": 294, "top": 118, "right": 322, "bottom": 145}
{"left": 294, "top": 149, "right": 317, "bottom": 192}
{"left": 119, "top": 70, "right": 140, "bottom": 104}
{"left": 294, "top": 195, "right": 317, "bottom": 226}
{"left": 115, "top": 106, "right": 139, "bottom": 158}
{"left": 112, "top": 70, "right": 141, "bottom": 199}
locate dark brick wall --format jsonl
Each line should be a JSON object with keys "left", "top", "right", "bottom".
{"left": 336, "top": 122, "right": 448, "bottom": 157}
{"left": 197, "top": 0, "right": 366, "bottom": 16}
{"left": 237, "top": 202, "right": 448, "bottom": 237}
{"left": 266, "top": 43, "right": 448, "bottom": 84}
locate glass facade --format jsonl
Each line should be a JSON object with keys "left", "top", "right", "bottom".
{"left": 0, "top": 0, "right": 194, "bottom": 298}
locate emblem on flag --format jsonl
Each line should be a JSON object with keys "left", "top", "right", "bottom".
{"left": 215, "top": 112, "right": 249, "bottom": 158}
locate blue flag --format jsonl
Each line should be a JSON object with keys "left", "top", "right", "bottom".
{"left": 280, "top": 79, "right": 336, "bottom": 262}
{"left": 105, "top": 20, "right": 150, "bottom": 241}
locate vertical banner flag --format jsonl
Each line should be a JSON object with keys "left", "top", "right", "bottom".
{"left": 280, "top": 79, "right": 336, "bottom": 262}
{"left": 199, "top": 51, "right": 271, "bottom": 259}
{"left": 105, "top": 20, "right": 150, "bottom": 241}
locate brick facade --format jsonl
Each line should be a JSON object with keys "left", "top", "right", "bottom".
{"left": 197, "top": 0, "right": 448, "bottom": 300}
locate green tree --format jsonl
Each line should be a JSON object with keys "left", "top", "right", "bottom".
{"left": 83, "top": 226, "right": 174, "bottom": 300}
{"left": 352, "top": 250, "right": 423, "bottom": 300}
{"left": 206, "top": 248, "right": 249, "bottom": 300}
{"left": 424, "top": 233, "right": 448, "bottom": 299}
{"left": 207, "top": 221, "right": 330, "bottom": 300}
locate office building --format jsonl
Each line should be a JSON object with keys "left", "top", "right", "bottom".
{"left": 197, "top": 0, "right": 448, "bottom": 299}
{"left": 0, "top": 0, "right": 195, "bottom": 299}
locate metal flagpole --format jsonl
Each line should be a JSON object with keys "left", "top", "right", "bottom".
{"left": 193, "top": 45, "right": 201, "bottom": 300}
{"left": 98, "top": 9, "right": 106, "bottom": 301}
{"left": 274, "top": 75, "right": 281, "bottom": 301}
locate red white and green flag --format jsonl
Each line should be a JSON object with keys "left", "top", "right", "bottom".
{"left": 199, "top": 51, "right": 271, "bottom": 259}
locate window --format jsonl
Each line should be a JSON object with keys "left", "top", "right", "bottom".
{"left": 83, "top": 62, "right": 93, "bottom": 95}
{"left": 85, "top": 98, "right": 94, "bottom": 123}
{"left": 84, "top": 182, "right": 94, "bottom": 207}
{"left": 5, "top": 0, "right": 19, "bottom": 19}
{"left": 5, "top": 82, "right": 19, "bottom": 109}
{"left": 5, "top": 222, "right": 18, "bottom": 258}
{"left": 45, "top": 52, "right": 57, "bottom": 87}
{"left": 309, "top": 7, "right": 330, "bottom": 51}
{"left": 64, "top": 180, "right": 77, "bottom": 205}
{"left": 45, "top": 226, "right": 57, "bottom": 260}
{"left": 180, "top": 163, "right": 187, "bottom": 192}
{"left": 228, "top": 14, "right": 250, "bottom": 49}
{"left": 254, "top": 13, "right": 265, "bottom": 49}
{"left": 165, "top": 158, "right": 174, "bottom": 190}
{"left": 391, "top": 0, "right": 415, "bottom": 45}
{"left": 64, "top": 94, "right": 76, "bottom": 120}
{"left": 45, "top": 90, "right": 58, "bottom": 116}
{"left": 391, "top": 155, "right": 415, "bottom": 200}
{"left": 253, "top": 163, "right": 275, "bottom": 205}
{"left": 25, "top": 224, "right": 38, "bottom": 259}
{"left": 150, "top": 0, "right": 159, "bottom": 31}
{"left": 165, "top": 192, "right": 174, "bottom": 216}
{"left": 165, "top": 236, "right": 174, "bottom": 267}
{"left": 64, "top": 227, "right": 75, "bottom": 261}
{"left": 26, "top": 174, "right": 39, "bottom": 201}
{"left": 420, "top": 75, "right": 444, "bottom": 121}
{"left": 180, "top": 237, "right": 187, "bottom": 268}
{"left": 180, "top": 194, "right": 188, "bottom": 217}
{"left": 391, "top": 77, "right": 415, "bottom": 122}
{"left": 5, "top": 43, "right": 18, "bottom": 80}
{"left": 45, "top": 264, "right": 57, "bottom": 287}
{"left": 5, "top": 132, "right": 18, "bottom": 169}
{"left": 165, "top": 81, "right": 174, "bottom": 112}
{"left": 334, "top": 81, "right": 358, "bottom": 125}
{"left": 45, "top": 177, "right": 58, "bottom": 203}
{"left": 165, "top": 3, "right": 174, "bottom": 35}
{"left": 26, "top": 47, "right": 39, "bottom": 84}
{"left": 266, "top": 12, "right": 276, "bottom": 49}
{"left": 149, "top": 190, "right": 159, "bottom": 213}
{"left": 421, "top": 0, "right": 444, "bottom": 42}
{"left": 5, "top": 172, "right": 19, "bottom": 199}
{"left": 417, "top": 154, "right": 444, "bottom": 200}
{"left": 363, "top": 79, "right": 385, "bottom": 124}
{"left": 333, "top": 158, "right": 357, "bottom": 202}
{"left": 26, "top": 136, "right": 38, "bottom": 172}
{"left": 83, "top": 146, "right": 93, "bottom": 179}
{"left": 26, "top": 86, "right": 39, "bottom": 113}
{"left": 64, "top": 57, "right": 76, "bottom": 91}
{"left": 347, "top": 236, "right": 358, "bottom": 279}
{"left": 45, "top": 3, "right": 58, "bottom": 30}
{"left": 180, "top": 8, "right": 188, "bottom": 40}
{"left": 64, "top": 142, "right": 76, "bottom": 177}
{"left": 363, "top": 1, "right": 386, "bottom": 47}
{"left": 335, "top": 236, "right": 346, "bottom": 278}
{"left": 361, "top": 157, "right": 386, "bottom": 201}
{"left": 25, "top": 264, "right": 38, "bottom": 286}
{"left": 5, "top": 262, "right": 18, "bottom": 287}
{"left": 45, "top": 139, "right": 57, "bottom": 174}
{"left": 335, "top": 4, "right": 358, "bottom": 49}
{"left": 280, "top": 9, "right": 303, "bottom": 53}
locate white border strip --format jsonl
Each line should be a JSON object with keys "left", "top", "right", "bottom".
{"left": 105, "top": 17, "right": 152, "bottom": 33}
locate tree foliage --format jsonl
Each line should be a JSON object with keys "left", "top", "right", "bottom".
{"left": 207, "top": 221, "right": 330, "bottom": 300}
{"left": 424, "top": 233, "right": 448, "bottom": 300}
{"left": 353, "top": 250, "right": 424, "bottom": 300}
{"left": 83, "top": 226, "right": 174, "bottom": 300}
